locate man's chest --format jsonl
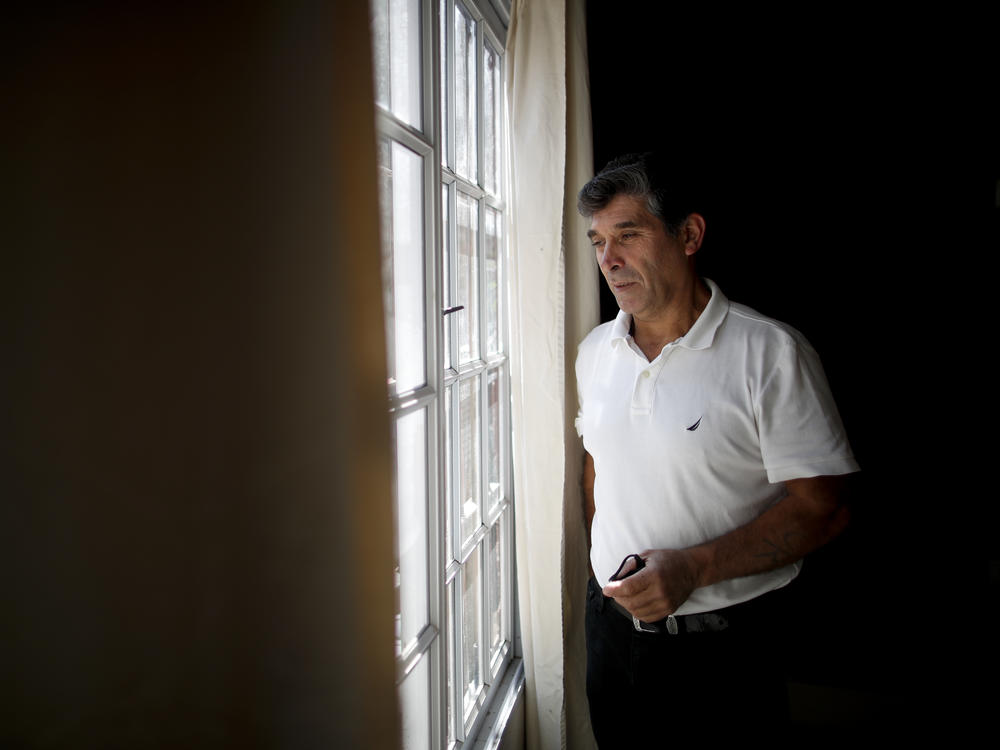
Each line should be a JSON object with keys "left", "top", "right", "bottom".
{"left": 579, "top": 350, "right": 764, "bottom": 471}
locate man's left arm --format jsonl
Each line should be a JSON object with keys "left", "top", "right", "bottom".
{"left": 603, "top": 474, "right": 850, "bottom": 622}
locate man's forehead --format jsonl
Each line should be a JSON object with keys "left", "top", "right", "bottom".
{"left": 588, "top": 194, "right": 656, "bottom": 235}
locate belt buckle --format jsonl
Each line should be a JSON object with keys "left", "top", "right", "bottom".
{"left": 632, "top": 614, "right": 679, "bottom": 635}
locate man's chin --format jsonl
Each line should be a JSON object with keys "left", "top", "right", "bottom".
{"left": 612, "top": 295, "right": 642, "bottom": 315}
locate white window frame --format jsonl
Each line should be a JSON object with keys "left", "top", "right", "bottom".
{"left": 371, "top": 1, "right": 520, "bottom": 748}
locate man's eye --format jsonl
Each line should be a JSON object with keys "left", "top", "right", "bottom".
{"left": 591, "top": 239, "right": 604, "bottom": 248}
{"left": 621, "top": 232, "right": 635, "bottom": 240}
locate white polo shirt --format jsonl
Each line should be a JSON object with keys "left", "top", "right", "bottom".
{"left": 575, "top": 279, "right": 859, "bottom": 614}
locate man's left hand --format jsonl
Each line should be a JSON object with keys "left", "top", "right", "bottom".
{"left": 601, "top": 548, "right": 702, "bottom": 621}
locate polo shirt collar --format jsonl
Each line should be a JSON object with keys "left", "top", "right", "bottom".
{"left": 607, "top": 277, "right": 729, "bottom": 351}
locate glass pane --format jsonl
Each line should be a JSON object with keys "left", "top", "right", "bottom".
{"left": 488, "top": 519, "right": 503, "bottom": 656}
{"left": 454, "top": 2, "right": 477, "bottom": 181}
{"left": 371, "top": 0, "right": 390, "bottom": 111}
{"left": 462, "top": 547, "right": 483, "bottom": 719}
{"left": 486, "top": 368, "right": 501, "bottom": 508}
{"left": 439, "top": 0, "right": 448, "bottom": 167}
{"left": 483, "top": 40, "right": 501, "bottom": 196}
{"left": 380, "top": 140, "right": 426, "bottom": 395}
{"left": 390, "top": 0, "right": 422, "bottom": 128}
{"left": 484, "top": 205, "right": 501, "bottom": 356}
{"left": 394, "top": 408, "right": 428, "bottom": 655}
{"left": 442, "top": 184, "right": 452, "bottom": 371}
{"left": 459, "top": 376, "right": 481, "bottom": 545}
{"left": 444, "top": 384, "right": 453, "bottom": 560}
{"left": 446, "top": 580, "right": 456, "bottom": 744}
{"left": 456, "top": 192, "right": 479, "bottom": 364}
{"left": 377, "top": 137, "right": 395, "bottom": 377}
{"left": 399, "top": 652, "right": 431, "bottom": 750}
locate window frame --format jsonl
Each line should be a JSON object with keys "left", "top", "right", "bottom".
{"left": 373, "top": 0, "right": 519, "bottom": 747}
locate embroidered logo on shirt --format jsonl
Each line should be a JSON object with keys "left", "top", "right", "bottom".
{"left": 686, "top": 417, "right": 702, "bottom": 432}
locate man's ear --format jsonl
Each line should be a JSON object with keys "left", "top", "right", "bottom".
{"left": 681, "top": 213, "right": 706, "bottom": 256}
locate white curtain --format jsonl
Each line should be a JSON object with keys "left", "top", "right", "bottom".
{"left": 505, "top": 1, "right": 599, "bottom": 747}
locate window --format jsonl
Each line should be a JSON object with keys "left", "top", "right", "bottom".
{"left": 370, "top": 1, "right": 515, "bottom": 747}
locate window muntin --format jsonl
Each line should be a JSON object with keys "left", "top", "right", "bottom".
{"left": 372, "top": 1, "right": 513, "bottom": 747}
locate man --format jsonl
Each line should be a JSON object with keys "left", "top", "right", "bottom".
{"left": 575, "top": 153, "right": 859, "bottom": 744}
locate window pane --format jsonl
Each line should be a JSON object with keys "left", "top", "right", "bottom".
{"left": 486, "top": 367, "right": 501, "bottom": 508}
{"left": 379, "top": 139, "right": 427, "bottom": 394}
{"left": 444, "top": 384, "right": 453, "bottom": 559}
{"left": 391, "top": 0, "right": 422, "bottom": 128}
{"left": 454, "top": 1, "right": 477, "bottom": 181}
{"left": 371, "top": 0, "right": 390, "bottom": 111}
{"left": 459, "top": 376, "right": 481, "bottom": 545}
{"left": 442, "top": 184, "right": 452, "bottom": 371}
{"left": 445, "top": 580, "right": 456, "bottom": 744}
{"left": 462, "top": 546, "right": 483, "bottom": 720}
{"left": 456, "top": 192, "right": 479, "bottom": 364}
{"left": 439, "top": 0, "right": 448, "bottom": 167}
{"left": 399, "top": 652, "right": 431, "bottom": 750}
{"left": 377, "top": 138, "right": 395, "bottom": 373}
{"left": 394, "top": 408, "right": 429, "bottom": 655}
{"left": 488, "top": 518, "right": 503, "bottom": 657}
{"left": 483, "top": 39, "right": 501, "bottom": 196}
{"left": 484, "top": 205, "right": 501, "bottom": 356}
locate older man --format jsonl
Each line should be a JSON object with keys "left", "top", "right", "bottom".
{"left": 575, "top": 153, "right": 859, "bottom": 744}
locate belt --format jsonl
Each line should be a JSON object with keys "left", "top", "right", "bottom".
{"left": 607, "top": 596, "right": 731, "bottom": 635}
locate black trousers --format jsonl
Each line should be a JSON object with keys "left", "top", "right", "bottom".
{"left": 585, "top": 577, "right": 790, "bottom": 746}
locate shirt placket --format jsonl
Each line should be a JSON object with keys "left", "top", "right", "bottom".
{"left": 629, "top": 342, "right": 676, "bottom": 415}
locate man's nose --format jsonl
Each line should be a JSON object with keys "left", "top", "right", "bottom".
{"left": 598, "top": 240, "right": 623, "bottom": 273}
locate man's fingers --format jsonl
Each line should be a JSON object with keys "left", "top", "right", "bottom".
{"left": 602, "top": 566, "right": 648, "bottom": 598}
{"left": 620, "top": 592, "right": 670, "bottom": 622}
{"left": 604, "top": 571, "right": 663, "bottom": 615}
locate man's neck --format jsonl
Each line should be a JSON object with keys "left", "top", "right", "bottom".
{"left": 630, "top": 279, "right": 711, "bottom": 360}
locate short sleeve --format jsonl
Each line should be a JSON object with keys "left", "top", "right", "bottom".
{"left": 756, "top": 337, "right": 859, "bottom": 483}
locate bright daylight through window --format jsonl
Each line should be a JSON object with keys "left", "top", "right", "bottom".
{"left": 370, "top": 1, "right": 515, "bottom": 747}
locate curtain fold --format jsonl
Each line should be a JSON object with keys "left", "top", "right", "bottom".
{"left": 505, "top": 1, "right": 599, "bottom": 747}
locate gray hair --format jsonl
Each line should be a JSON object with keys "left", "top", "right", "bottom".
{"left": 577, "top": 152, "right": 696, "bottom": 237}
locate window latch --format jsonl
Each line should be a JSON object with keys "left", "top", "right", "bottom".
{"left": 442, "top": 305, "right": 464, "bottom": 316}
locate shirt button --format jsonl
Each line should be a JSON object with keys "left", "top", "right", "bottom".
{"left": 641, "top": 371, "right": 650, "bottom": 378}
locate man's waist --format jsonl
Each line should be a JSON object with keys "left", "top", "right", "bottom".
{"left": 588, "top": 576, "right": 790, "bottom": 635}
{"left": 591, "top": 552, "right": 801, "bottom": 615}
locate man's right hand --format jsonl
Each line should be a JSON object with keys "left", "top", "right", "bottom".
{"left": 602, "top": 547, "right": 702, "bottom": 621}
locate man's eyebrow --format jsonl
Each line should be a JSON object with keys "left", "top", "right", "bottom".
{"left": 587, "top": 220, "right": 643, "bottom": 239}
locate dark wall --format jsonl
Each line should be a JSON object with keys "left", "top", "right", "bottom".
{"left": 585, "top": 1, "right": 996, "bottom": 735}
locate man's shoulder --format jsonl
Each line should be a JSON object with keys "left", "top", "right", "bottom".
{"left": 722, "top": 300, "right": 813, "bottom": 352}
{"left": 575, "top": 318, "right": 618, "bottom": 384}
{"left": 579, "top": 318, "right": 617, "bottom": 349}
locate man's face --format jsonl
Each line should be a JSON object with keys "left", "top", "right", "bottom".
{"left": 587, "top": 194, "right": 695, "bottom": 323}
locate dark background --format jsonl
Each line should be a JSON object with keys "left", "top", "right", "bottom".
{"left": 585, "top": 1, "right": 996, "bottom": 737}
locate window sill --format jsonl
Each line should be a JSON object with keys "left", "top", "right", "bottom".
{"left": 468, "top": 658, "right": 525, "bottom": 750}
